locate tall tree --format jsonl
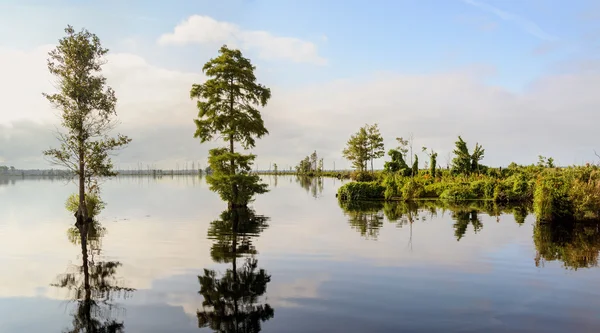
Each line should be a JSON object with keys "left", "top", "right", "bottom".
{"left": 310, "top": 151, "right": 318, "bottom": 172}
{"left": 367, "top": 124, "right": 385, "bottom": 173}
{"left": 451, "top": 136, "right": 485, "bottom": 175}
{"left": 451, "top": 136, "right": 472, "bottom": 174}
{"left": 43, "top": 25, "right": 130, "bottom": 225}
{"left": 471, "top": 142, "right": 485, "bottom": 173}
{"left": 190, "top": 45, "right": 270, "bottom": 206}
{"left": 343, "top": 126, "right": 369, "bottom": 172}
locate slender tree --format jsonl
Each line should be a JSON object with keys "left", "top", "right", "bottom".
{"left": 367, "top": 124, "right": 385, "bottom": 173}
{"left": 190, "top": 45, "right": 270, "bottom": 206}
{"left": 43, "top": 25, "right": 130, "bottom": 225}
{"left": 343, "top": 126, "right": 369, "bottom": 172}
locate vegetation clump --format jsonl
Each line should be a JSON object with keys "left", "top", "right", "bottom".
{"left": 337, "top": 182, "right": 385, "bottom": 201}
{"left": 337, "top": 131, "right": 600, "bottom": 224}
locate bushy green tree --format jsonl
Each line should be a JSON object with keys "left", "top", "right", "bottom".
{"left": 343, "top": 126, "right": 369, "bottom": 172}
{"left": 191, "top": 45, "right": 270, "bottom": 206}
{"left": 43, "top": 25, "right": 131, "bottom": 225}
{"left": 451, "top": 136, "right": 485, "bottom": 175}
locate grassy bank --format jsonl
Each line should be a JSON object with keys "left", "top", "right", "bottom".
{"left": 337, "top": 165, "right": 600, "bottom": 223}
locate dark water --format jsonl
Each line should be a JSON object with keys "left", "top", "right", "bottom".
{"left": 1, "top": 175, "right": 600, "bottom": 332}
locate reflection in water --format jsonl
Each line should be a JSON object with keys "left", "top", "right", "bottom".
{"left": 451, "top": 209, "right": 483, "bottom": 241}
{"left": 338, "top": 199, "right": 532, "bottom": 243}
{"left": 339, "top": 201, "right": 384, "bottom": 240}
{"left": 53, "top": 197, "right": 135, "bottom": 332}
{"left": 534, "top": 221, "right": 600, "bottom": 270}
{"left": 199, "top": 206, "right": 274, "bottom": 332}
{"left": 295, "top": 176, "right": 323, "bottom": 198}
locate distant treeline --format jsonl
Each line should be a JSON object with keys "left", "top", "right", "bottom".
{"left": 0, "top": 166, "right": 71, "bottom": 177}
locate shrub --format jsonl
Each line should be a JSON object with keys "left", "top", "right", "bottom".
{"left": 337, "top": 181, "right": 385, "bottom": 201}
{"left": 534, "top": 175, "right": 574, "bottom": 223}
{"left": 351, "top": 171, "right": 376, "bottom": 182}
{"left": 440, "top": 185, "right": 477, "bottom": 201}
{"left": 401, "top": 179, "right": 425, "bottom": 200}
{"left": 569, "top": 179, "right": 600, "bottom": 220}
{"left": 65, "top": 193, "right": 105, "bottom": 217}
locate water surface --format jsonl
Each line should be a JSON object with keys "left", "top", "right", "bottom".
{"left": 1, "top": 175, "right": 599, "bottom": 332}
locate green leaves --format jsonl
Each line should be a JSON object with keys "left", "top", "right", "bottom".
{"left": 191, "top": 46, "right": 270, "bottom": 206}
{"left": 343, "top": 125, "right": 370, "bottom": 172}
{"left": 191, "top": 45, "right": 270, "bottom": 150}
{"left": 43, "top": 25, "right": 130, "bottom": 220}
{"left": 451, "top": 136, "right": 485, "bottom": 175}
{"left": 206, "top": 148, "right": 268, "bottom": 206}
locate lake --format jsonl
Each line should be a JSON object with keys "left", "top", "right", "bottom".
{"left": 1, "top": 175, "right": 600, "bottom": 332}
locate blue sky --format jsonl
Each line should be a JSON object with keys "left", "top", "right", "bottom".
{"left": 0, "top": 0, "right": 599, "bottom": 169}
{"left": 1, "top": 0, "right": 595, "bottom": 89}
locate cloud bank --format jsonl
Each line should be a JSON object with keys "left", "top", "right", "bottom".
{"left": 158, "top": 15, "right": 326, "bottom": 65}
{"left": 1, "top": 35, "right": 599, "bottom": 170}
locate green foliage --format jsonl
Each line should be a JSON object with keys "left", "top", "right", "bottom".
{"left": 206, "top": 148, "right": 268, "bottom": 206}
{"left": 451, "top": 136, "right": 485, "bottom": 175}
{"left": 296, "top": 151, "right": 321, "bottom": 174}
{"left": 383, "top": 149, "right": 410, "bottom": 175}
{"left": 43, "top": 25, "right": 131, "bottom": 220}
{"left": 412, "top": 155, "right": 419, "bottom": 177}
{"left": 65, "top": 192, "right": 105, "bottom": 218}
{"left": 366, "top": 124, "right": 385, "bottom": 172}
{"left": 190, "top": 45, "right": 270, "bottom": 205}
{"left": 401, "top": 179, "right": 425, "bottom": 200}
{"left": 440, "top": 185, "right": 477, "bottom": 201}
{"left": 534, "top": 173, "right": 574, "bottom": 223}
{"left": 422, "top": 147, "right": 438, "bottom": 178}
{"left": 343, "top": 125, "right": 370, "bottom": 172}
{"left": 337, "top": 181, "right": 385, "bottom": 201}
{"left": 351, "top": 171, "right": 376, "bottom": 182}
{"left": 191, "top": 45, "right": 270, "bottom": 149}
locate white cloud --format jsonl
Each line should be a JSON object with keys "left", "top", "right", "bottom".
{"left": 1, "top": 44, "right": 600, "bottom": 170}
{"left": 157, "top": 15, "right": 326, "bottom": 65}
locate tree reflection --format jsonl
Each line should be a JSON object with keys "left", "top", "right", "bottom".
{"left": 534, "top": 221, "right": 600, "bottom": 270}
{"left": 53, "top": 195, "right": 135, "bottom": 333}
{"left": 295, "top": 176, "right": 323, "bottom": 198}
{"left": 451, "top": 209, "right": 483, "bottom": 241}
{"left": 198, "top": 206, "right": 274, "bottom": 332}
{"left": 339, "top": 201, "right": 385, "bottom": 240}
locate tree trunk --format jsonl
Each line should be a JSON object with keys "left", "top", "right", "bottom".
{"left": 77, "top": 146, "right": 87, "bottom": 226}
{"left": 80, "top": 224, "right": 92, "bottom": 332}
{"left": 229, "top": 76, "right": 239, "bottom": 206}
{"left": 232, "top": 209, "right": 239, "bottom": 329}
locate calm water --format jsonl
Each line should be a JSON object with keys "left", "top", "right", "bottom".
{"left": 1, "top": 175, "right": 600, "bottom": 332}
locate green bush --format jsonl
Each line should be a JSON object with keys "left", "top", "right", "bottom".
{"left": 337, "top": 181, "right": 385, "bottom": 201}
{"left": 401, "top": 180, "right": 425, "bottom": 200}
{"left": 351, "top": 171, "right": 376, "bottom": 182}
{"left": 534, "top": 175, "right": 574, "bottom": 222}
{"left": 440, "top": 185, "right": 477, "bottom": 201}
{"left": 65, "top": 193, "right": 105, "bottom": 218}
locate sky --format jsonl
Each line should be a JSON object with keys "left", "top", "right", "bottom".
{"left": 0, "top": 0, "right": 599, "bottom": 170}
